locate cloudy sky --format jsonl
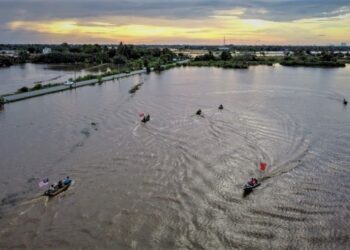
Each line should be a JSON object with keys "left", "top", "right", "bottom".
{"left": 1, "top": 0, "right": 349, "bottom": 44}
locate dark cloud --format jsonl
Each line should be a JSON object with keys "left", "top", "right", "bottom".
{"left": 241, "top": 0, "right": 350, "bottom": 21}
{"left": 0, "top": 0, "right": 349, "bottom": 43}
{"left": 0, "top": 0, "right": 349, "bottom": 24}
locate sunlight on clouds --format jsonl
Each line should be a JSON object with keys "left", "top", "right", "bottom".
{"left": 9, "top": 21, "right": 78, "bottom": 34}
{"left": 243, "top": 19, "right": 269, "bottom": 29}
{"left": 7, "top": 11, "right": 350, "bottom": 44}
{"left": 8, "top": 20, "right": 218, "bottom": 41}
{"left": 214, "top": 8, "right": 246, "bottom": 17}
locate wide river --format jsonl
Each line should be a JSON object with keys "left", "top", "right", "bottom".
{"left": 0, "top": 65, "right": 350, "bottom": 249}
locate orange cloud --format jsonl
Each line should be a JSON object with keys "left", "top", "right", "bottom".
{"left": 7, "top": 11, "right": 350, "bottom": 44}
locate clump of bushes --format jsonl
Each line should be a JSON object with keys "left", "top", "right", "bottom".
{"left": 31, "top": 83, "right": 42, "bottom": 90}
{"left": 97, "top": 75, "right": 103, "bottom": 85}
{"left": 129, "top": 82, "right": 143, "bottom": 94}
{"left": 191, "top": 52, "right": 276, "bottom": 69}
{"left": 280, "top": 58, "right": 345, "bottom": 67}
{"left": 75, "top": 74, "right": 98, "bottom": 82}
{"left": 17, "top": 86, "right": 29, "bottom": 93}
{"left": 189, "top": 60, "right": 249, "bottom": 69}
{"left": 15, "top": 83, "right": 62, "bottom": 94}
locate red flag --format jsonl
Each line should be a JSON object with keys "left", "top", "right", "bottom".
{"left": 259, "top": 162, "right": 267, "bottom": 171}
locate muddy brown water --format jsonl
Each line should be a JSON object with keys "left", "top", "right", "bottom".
{"left": 0, "top": 65, "right": 350, "bottom": 249}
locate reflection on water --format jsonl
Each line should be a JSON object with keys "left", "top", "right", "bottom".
{"left": 0, "top": 66, "right": 350, "bottom": 249}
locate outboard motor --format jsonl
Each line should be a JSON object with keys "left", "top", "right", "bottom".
{"left": 0, "top": 97, "right": 4, "bottom": 109}
{"left": 141, "top": 114, "right": 150, "bottom": 123}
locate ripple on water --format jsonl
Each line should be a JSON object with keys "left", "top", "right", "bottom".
{"left": 1, "top": 67, "right": 350, "bottom": 248}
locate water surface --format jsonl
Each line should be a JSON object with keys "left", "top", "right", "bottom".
{"left": 0, "top": 65, "right": 350, "bottom": 249}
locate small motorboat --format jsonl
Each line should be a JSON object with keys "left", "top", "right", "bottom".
{"left": 44, "top": 179, "right": 72, "bottom": 197}
{"left": 243, "top": 179, "right": 260, "bottom": 192}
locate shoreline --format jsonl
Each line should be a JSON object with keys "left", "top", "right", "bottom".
{"left": 2, "top": 69, "right": 146, "bottom": 103}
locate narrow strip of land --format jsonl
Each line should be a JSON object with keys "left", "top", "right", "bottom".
{"left": 2, "top": 60, "right": 189, "bottom": 103}
{"left": 3, "top": 69, "right": 145, "bottom": 103}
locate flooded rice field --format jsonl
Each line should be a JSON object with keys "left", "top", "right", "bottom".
{"left": 0, "top": 65, "right": 350, "bottom": 249}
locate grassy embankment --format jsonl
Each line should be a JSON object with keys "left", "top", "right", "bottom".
{"left": 15, "top": 83, "right": 61, "bottom": 93}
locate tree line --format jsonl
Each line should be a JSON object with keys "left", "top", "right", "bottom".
{"left": 0, "top": 42, "right": 179, "bottom": 68}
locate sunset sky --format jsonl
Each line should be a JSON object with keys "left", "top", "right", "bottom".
{"left": 1, "top": 0, "right": 350, "bottom": 45}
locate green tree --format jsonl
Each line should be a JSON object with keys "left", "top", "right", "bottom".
{"left": 18, "top": 51, "right": 29, "bottom": 63}
{"left": 321, "top": 51, "right": 335, "bottom": 61}
{"left": 60, "top": 42, "right": 70, "bottom": 53}
{"left": 143, "top": 58, "right": 149, "bottom": 68}
{"left": 194, "top": 51, "right": 215, "bottom": 61}
{"left": 113, "top": 55, "right": 127, "bottom": 65}
{"left": 220, "top": 51, "right": 232, "bottom": 61}
{"left": 0, "top": 56, "right": 14, "bottom": 67}
{"left": 108, "top": 48, "right": 117, "bottom": 58}
{"left": 82, "top": 44, "right": 101, "bottom": 54}
{"left": 17, "top": 86, "right": 29, "bottom": 93}
{"left": 27, "top": 47, "right": 36, "bottom": 53}
{"left": 97, "top": 75, "right": 103, "bottom": 84}
{"left": 31, "top": 83, "right": 42, "bottom": 90}
{"left": 69, "top": 47, "right": 82, "bottom": 53}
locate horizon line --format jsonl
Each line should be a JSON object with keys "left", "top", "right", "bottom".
{"left": 1, "top": 43, "right": 349, "bottom": 47}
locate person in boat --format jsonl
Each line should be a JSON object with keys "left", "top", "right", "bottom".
{"left": 63, "top": 176, "right": 70, "bottom": 185}
{"left": 49, "top": 184, "right": 55, "bottom": 192}
{"left": 57, "top": 180, "right": 63, "bottom": 188}
{"left": 196, "top": 109, "right": 202, "bottom": 116}
{"left": 218, "top": 104, "right": 224, "bottom": 110}
{"left": 249, "top": 178, "right": 258, "bottom": 186}
{"left": 141, "top": 114, "right": 150, "bottom": 123}
{"left": 344, "top": 99, "right": 348, "bottom": 105}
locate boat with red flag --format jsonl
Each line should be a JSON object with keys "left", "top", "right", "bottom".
{"left": 243, "top": 178, "right": 260, "bottom": 192}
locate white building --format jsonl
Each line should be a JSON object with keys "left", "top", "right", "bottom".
{"left": 0, "top": 50, "right": 18, "bottom": 57}
{"left": 42, "top": 47, "right": 52, "bottom": 54}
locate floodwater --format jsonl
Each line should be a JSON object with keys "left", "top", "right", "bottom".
{"left": 0, "top": 65, "right": 350, "bottom": 249}
{"left": 0, "top": 63, "right": 115, "bottom": 94}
